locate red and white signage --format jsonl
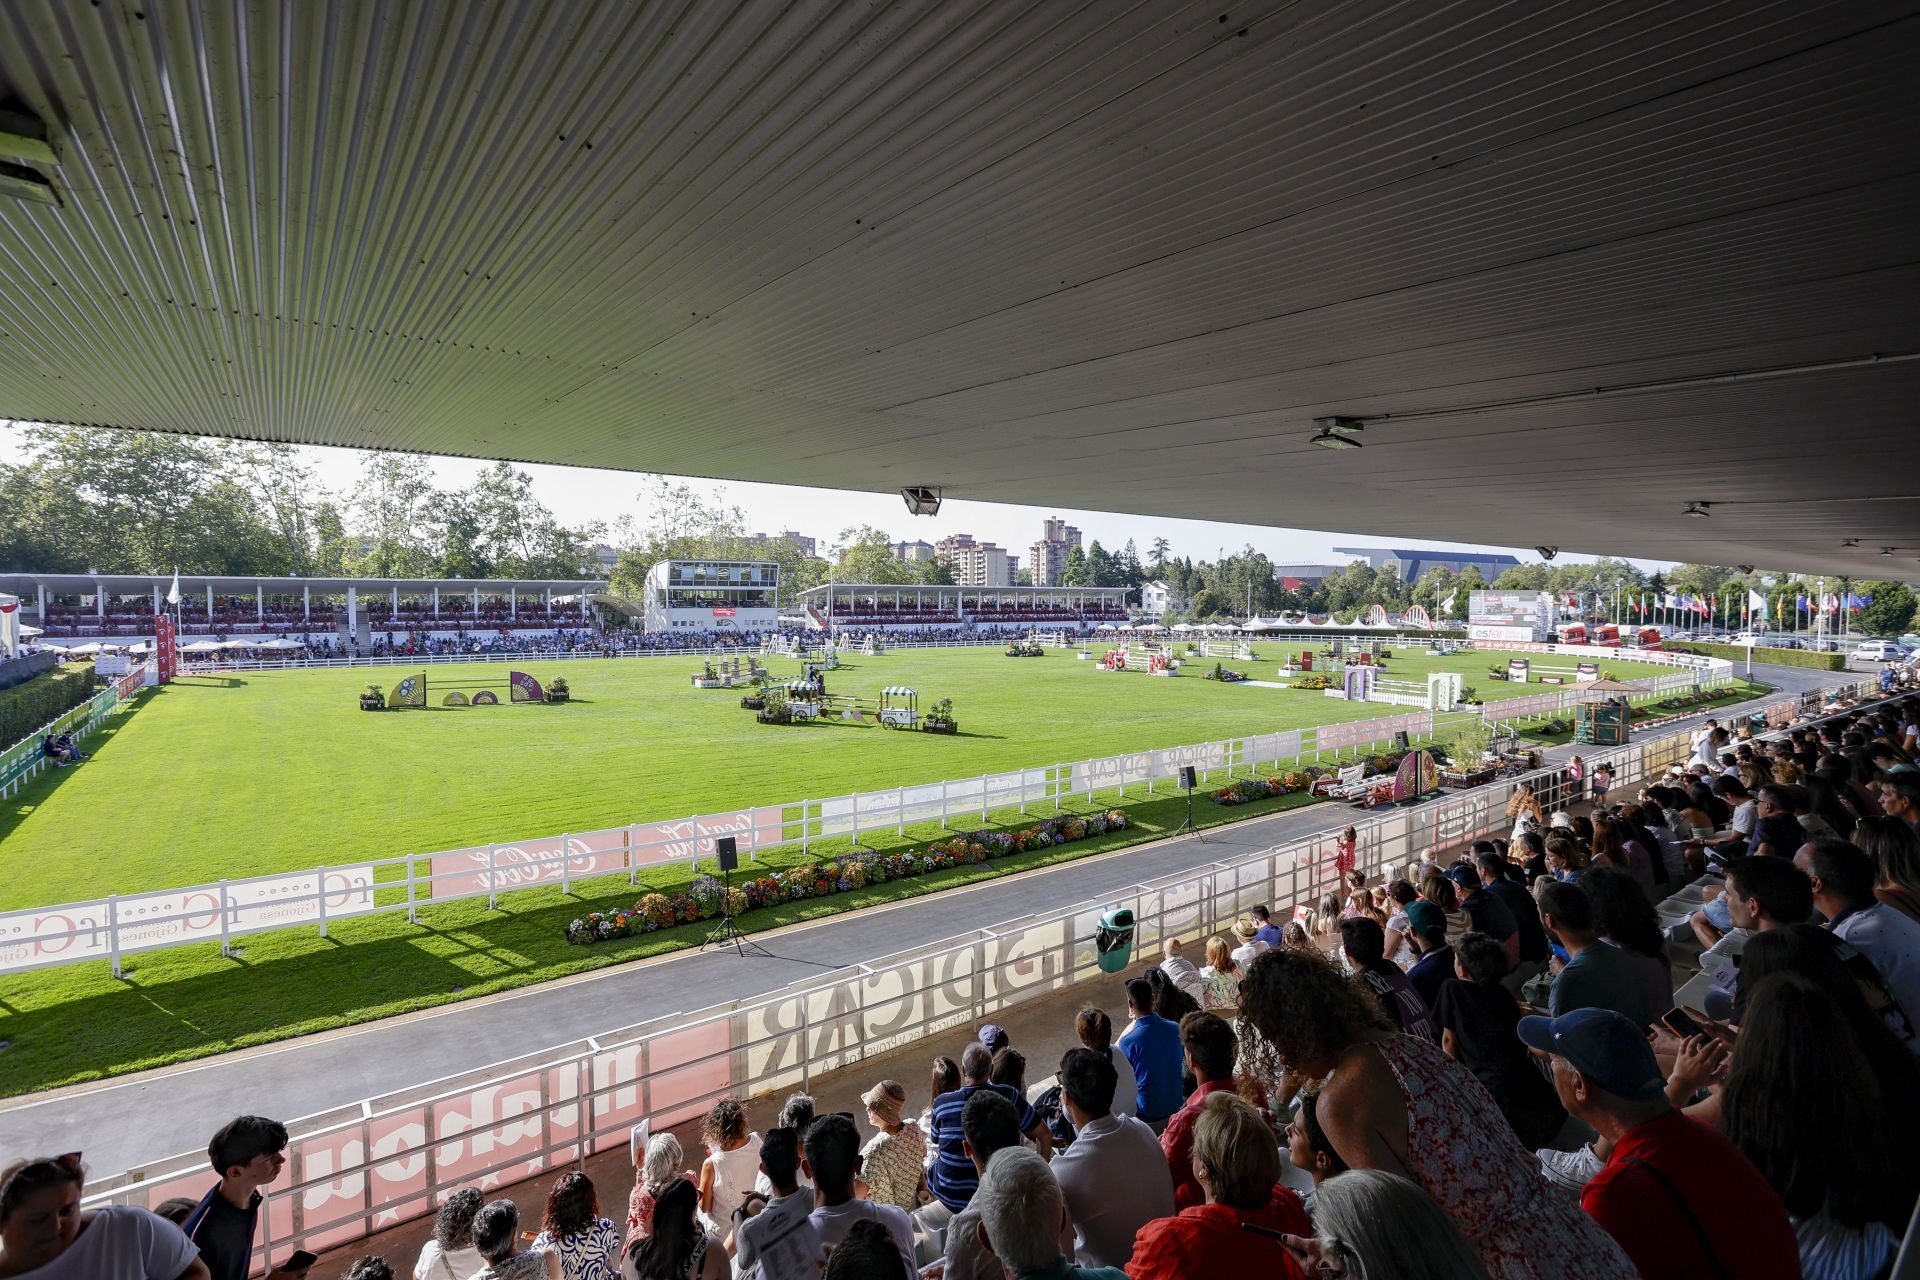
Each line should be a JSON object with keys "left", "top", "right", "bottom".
{"left": 710, "top": 607, "right": 737, "bottom": 617}
{"left": 155, "top": 614, "right": 177, "bottom": 683}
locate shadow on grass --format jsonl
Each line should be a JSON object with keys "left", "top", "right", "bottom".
{"left": 0, "top": 785, "right": 1330, "bottom": 1094}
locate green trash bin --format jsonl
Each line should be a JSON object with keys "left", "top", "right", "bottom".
{"left": 1095, "top": 907, "right": 1135, "bottom": 974}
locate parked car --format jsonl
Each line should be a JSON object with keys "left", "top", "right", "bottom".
{"left": 1852, "top": 640, "right": 1910, "bottom": 662}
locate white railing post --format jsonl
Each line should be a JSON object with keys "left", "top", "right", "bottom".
{"left": 486, "top": 845, "right": 499, "bottom": 910}
{"left": 316, "top": 869, "right": 329, "bottom": 938}
{"left": 107, "top": 894, "right": 122, "bottom": 978}
{"left": 218, "top": 881, "right": 232, "bottom": 957}
{"left": 561, "top": 835, "right": 572, "bottom": 896}
{"left": 406, "top": 857, "right": 418, "bottom": 923}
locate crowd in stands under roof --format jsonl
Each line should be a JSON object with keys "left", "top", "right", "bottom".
{"left": 7, "top": 690, "right": 1918, "bottom": 1279}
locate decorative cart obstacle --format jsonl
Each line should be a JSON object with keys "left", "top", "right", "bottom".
{"left": 752, "top": 681, "right": 951, "bottom": 732}
{"left": 1006, "top": 641, "right": 1048, "bottom": 657}
{"left": 691, "top": 654, "right": 769, "bottom": 689}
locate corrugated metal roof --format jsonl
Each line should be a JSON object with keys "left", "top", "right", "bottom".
{"left": 0, "top": 0, "right": 1915, "bottom": 577}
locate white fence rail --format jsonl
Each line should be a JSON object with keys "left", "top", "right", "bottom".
{"left": 75, "top": 677, "right": 1894, "bottom": 1275}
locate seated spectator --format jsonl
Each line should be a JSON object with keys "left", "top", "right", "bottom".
{"left": 928, "top": 1044, "right": 1049, "bottom": 1213}
{"left": 754, "top": 1094, "right": 816, "bottom": 1197}
{"left": 937, "top": 1091, "right": 1068, "bottom": 1280}
{"left": 0, "top": 1153, "right": 208, "bottom": 1280}
{"left": 1688, "top": 851, "right": 1812, "bottom": 962}
{"left": 805, "top": 1114, "right": 916, "bottom": 1274}
{"left": 1519, "top": 1007, "right": 1798, "bottom": 1280}
{"left": 732, "top": 1128, "right": 817, "bottom": 1280}
{"left": 471, "top": 1199, "right": 562, "bottom": 1280}
{"left": 1797, "top": 838, "right": 1920, "bottom": 1043}
{"left": 978, "top": 1023, "right": 1011, "bottom": 1055}
{"left": 1288, "top": 1169, "right": 1492, "bottom": 1280}
{"left": 1251, "top": 903, "right": 1284, "bottom": 949}
{"left": 1856, "top": 814, "right": 1920, "bottom": 925}
{"left": 1125, "top": 1092, "right": 1310, "bottom": 1278}
{"left": 972, "top": 1148, "right": 1121, "bottom": 1280}
{"left": 1420, "top": 874, "right": 1472, "bottom": 947}
{"left": 625, "top": 1136, "right": 687, "bottom": 1244}
{"left": 694, "top": 1099, "right": 760, "bottom": 1224}
{"left": 1142, "top": 966, "right": 1199, "bottom": 1026}
{"left": 1156, "top": 939, "right": 1206, "bottom": 1006}
{"left": 1381, "top": 878, "right": 1421, "bottom": 965}
{"left": 1875, "top": 770, "right": 1920, "bottom": 828}
{"left": 1160, "top": 1012, "right": 1265, "bottom": 1210}
{"left": 1433, "top": 933, "right": 1566, "bottom": 1148}
{"left": 926, "top": 1055, "right": 963, "bottom": 1138}
{"left": 822, "top": 1220, "right": 907, "bottom": 1280}
{"left": 1577, "top": 868, "right": 1673, "bottom": 1021}
{"left": 153, "top": 1198, "right": 197, "bottom": 1227}
{"left": 1474, "top": 850, "right": 1550, "bottom": 982}
{"left": 1309, "top": 893, "right": 1343, "bottom": 941}
{"left": 1723, "top": 973, "right": 1910, "bottom": 1278}
{"left": 990, "top": 1047, "right": 1028, "bottom": 1098}
{"left": 1048, "top": 1049, "right": 1172, "bottom": 1268}
{"left": 1229, "top": 917, "right": 1267, "bottom": 969}
{"left": 1404, "top": 921, "right": 1456, "bottom": 1011}
{"left": 1283, "top": 1088, "right": 1348, "bottom": 1212}
{"left": 1342, "top": 915, "right": 1438, "bottom": 1041}
{"left": 416, "top": 1187, "right": 485, "bottom": 1280}
{"left": 1450, "top": 860, "right": 1518, "bottom": 960}
{"left": 1538, "top": 882, "right": 1657, "bottom": 1028}
{"left": 1117, "top": 979, "right": 1185, "bottom": 1129}
{"left": 1237, "top": 948, "right": 1636, "bottom": 1279}
{"left": 1074, "top": 1009, "right": 1136, "bottom": 1119}
{"left": 1197, "top": 936, "right": 1240, "bottom": 1011}
{"left": 530, "top": 1171, "right": 619, "bottom": 1280}
{"left": 621, "top": 1180, "right": 721, "bottom": 1280}
{"left": 344, "top": 1259, "right": 393, "bottom": 1280}
{"left": 856, "top": 1080, "right": 925, "bottom": 1212}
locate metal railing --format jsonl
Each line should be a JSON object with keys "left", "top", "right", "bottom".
{"left": 77, "top": 678, "right": 1894, "bottom": 1274}
{"left": 0, "top": 665, "right": 147, "bottom": 797}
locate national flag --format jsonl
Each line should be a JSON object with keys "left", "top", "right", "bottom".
{"left": 1796, "top": 594, "right": 1808, "bottom": 613}
{"left": 1747, "top": 589, "right": 1766, "bottom": 612}
{"left": 165, "top": 568, "right": 181, "bottom": 607}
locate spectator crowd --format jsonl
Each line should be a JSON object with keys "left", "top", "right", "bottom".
{"left": 8, "top": 690, "right": 1916, "bottom": 1279}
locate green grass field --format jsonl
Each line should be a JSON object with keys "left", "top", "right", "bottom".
{"left": 0, "top": 642, "right": 1693, "bottom": 1094}
{"left": 0, "top": 643, "right": 1674, "bottom": 905}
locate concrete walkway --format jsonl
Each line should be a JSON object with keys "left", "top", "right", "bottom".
{"left": 0, "top": 668, "right": 1837, "bottom": 1174}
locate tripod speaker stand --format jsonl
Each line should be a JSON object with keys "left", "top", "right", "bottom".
{"left": 702, "top": 837, "right": 772, "bottom": 958}
{"left": 1171, "top": 765, "right": 1206, "bottom": 841}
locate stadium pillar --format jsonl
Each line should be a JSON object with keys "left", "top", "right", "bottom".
{"left": 256, "top": 583, "right": 263, "bottom": 622}
{"left": 432, "top": 586, "right": 439, "bottom": 618}
{"left": 205, "top": 582, "right": 212, "bottom": 623}
{"left": 303, "top": 585, "right": 310, "bottom": 620}
{"left": 510, "top": 587, "right": 516, "bottom": 620}
{"left": 346, "top": 586, "right": 358, "bottom": 635}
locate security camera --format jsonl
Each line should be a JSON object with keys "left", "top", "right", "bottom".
{"left": 901, "top": 486, "right": 942, "bottom": 517}
{"left": 1535, "top": 547, "right": 1558, "bottom": 561}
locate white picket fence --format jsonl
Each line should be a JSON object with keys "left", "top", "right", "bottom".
{"left": 73, "top": 676, "right": 1896, "bottom": 1276}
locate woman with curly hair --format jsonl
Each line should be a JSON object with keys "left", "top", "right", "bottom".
{"left": 694, "top": 1099, "right": 760, "bottom": 1225}
{"left": 1234, "top": 948, "right": 1635, "bottom": 1280}
{"left": 414, "top": 1186, "right": 485, "bottom": 1280}
{"left": 532, "top": 1171, "right": 621, "bottom": 1280}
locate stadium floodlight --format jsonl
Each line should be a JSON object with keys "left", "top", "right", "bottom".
{"left": 1535, "top": 547, "right": 1558, "bottom": 561}
{"left": 1683, "top": 502, "right": 1711, "bottom": 518}
{"left": 1310, "top": 416, "right": 1363, "bottom": 450}
{"left": 901, "top": 486, "right": 942, "bottom": 516}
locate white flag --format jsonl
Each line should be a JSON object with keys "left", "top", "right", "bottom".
{"left": 1440, "top": 591, "right": 1457, "bottom": 613}
{"left": 1747, "top": 589, "right": 1766, "bottom": 612}
{"left": 165, "top": 568, "right": 181, "bottom": 606}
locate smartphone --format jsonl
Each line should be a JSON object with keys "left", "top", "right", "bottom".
{"left": 1660, "top": 1007, "right": 1704, "bottom": 1040}
{"left": 285, "top": 1251, "right": 318, "bottom": 1272}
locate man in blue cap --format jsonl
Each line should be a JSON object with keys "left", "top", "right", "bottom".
{"left": 1517, "top": 1007, "right": 1797, "bottom": 1280}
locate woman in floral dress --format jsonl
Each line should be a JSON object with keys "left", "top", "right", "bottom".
{"left": 532, "top": 1171, "right": 621, "bottom": 1280}
{"left": 1236, "top": 949, "right": 1637, "bottom": 1280}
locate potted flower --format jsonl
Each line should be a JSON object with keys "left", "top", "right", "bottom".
{"left": 923, "top": 697, "right": 958, "bottom": 735}
{"left": 546, "top": 676, "right": 570, "bottom": 704}
{"left": 359, "top": 684, "right": 386, "bottom": 711}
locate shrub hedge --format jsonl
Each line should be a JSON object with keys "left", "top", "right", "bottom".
{"left": 0, "top": 663, "right": 98, "bottom": 751}
{"left": 1666, "top": 642, "right": 1843, "bottom": 671}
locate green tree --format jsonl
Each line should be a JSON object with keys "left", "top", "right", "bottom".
{"left": 1060, "top": 545, "right": 1090, "bottom": 586}
{"left": 831, "top": 527, "right": 914, "bottom": 585}
{"left": 913, "top": 555, "right": 956, "bottom": 586}
{"left": 348, "top": 452, "right": 439, "bottom": 578}
{"left": 1855, "top": 581, "right": 1917, "bottom": 637}
{"left": 1445, "top": 566, "right": 1486, "bottom": 619}
{"left": 1148, "top": 536, "right": 1171, "bottom": 576}
{"left": 1086, "top": 540, "right": 1117, "bottom": 588}
{"left": 1494, "top": 564, "right": 1550, "bottom": 590}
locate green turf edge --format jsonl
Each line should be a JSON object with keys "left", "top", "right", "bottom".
{"left": 0, "top": 785, "right": 1325, "bottom": 1097}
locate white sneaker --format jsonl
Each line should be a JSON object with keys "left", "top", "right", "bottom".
{"left": 1537, "top": 1143, "right": 1602, "bottom": 1192}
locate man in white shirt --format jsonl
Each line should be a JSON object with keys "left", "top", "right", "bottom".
{"left": 1048, "top": 1048, "right": 1174, "bottom": 1269}
{"left": 1229, "top": 917, "right": 1268, "bottom": 971}
{"left": 1157, "top": 938, "right": 1206, "bottom": 1005}
{"left": 733, "top": 1128, "right": 819, "bottom": 1280}
{"left": 1799, "top": 840, "right": 1920, "bottom": 1047}
{"left": 802, "top": 1115, "right": 916, "bottom": 1274}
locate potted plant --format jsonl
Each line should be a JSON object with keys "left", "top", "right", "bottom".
{"left": 1437, "top": 718, "right": 1495, "bottom": 788}
{"left": 757, "top": 687, "right": 793, "bottom": 725}
{"left": 359, "top": 684, "right": 386, "bottom": 711}
{"left": 546, "top": 676, "right": 570, "bottom": 703}
{"left": 923, "top": 697, "right": 958, "bottom": 734}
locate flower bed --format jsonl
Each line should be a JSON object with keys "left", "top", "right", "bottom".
{"left": 564, "top": 810, "right": 1129, "bottom": 943}
{"left": 1212, "top": 752, "right": 1408, "bottom": 806}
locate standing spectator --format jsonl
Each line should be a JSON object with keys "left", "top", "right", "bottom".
{"left": 1125, "top": 1093, "right": 1311, "bottom": 1279}
{"left": 1285, "top": 1170, "right": 1491, "bottom": 1280}
{"left": 1236, "top": 949, "right": 1636, "bottom": 1280}
{"left": 1797, "top": 838, "right": 1920, "bottom": 1042}
{"left": 622, "top": 1181, "right": 722, "bottom": 1280}
{"left": 1048, "top": 1048, "right": 1173, "bottom": 1268}
{"left": 1155, "top": 940, "right": 1206, "bottom": 1007}
{"left": 1117, "top": 979, "right": 1185, "bottom": 1129}
{"left": 1538, "top": 882, "right": 1658, "bottom": 1028}
{"left": 1160, "top": 1012, "right": 1264, "bottom": 1210}
{"left": 1433, "top": 934, "right": 1566, "bottom": 1148}
{"left": 974, "top": 1149, "right": 1122, "bottom": 1280}
{"left": 928, "top": 1043, "right": 1051, "bottom": 1213}
{"left": 1196, "top": 936, "right": 1240, "bottom": 1011}
{"left": 1519, "top": 1007, "right": 1797, "bottom": 1280}
{"left": 531, "top": 1172, "right": 620, "bottom": 1280}
{"left": 694, "top": 1099, "right": 760, "bottom": 1224}
{"left": 732, "top": 1129, "right": 817, "bottom": 1280}
{"left": 1074, "top": 1009, "right": 1137, "bottom": 1119}
{"left": 184, "top": 1115, "right": 293, "bottom": 1280}
{"left": 1333, "top": 825, "right": 1358, "bottom": 880}
{"left": 470, "top": 1200, "right": 561, "bottom": 1280}
{"left": 1282, "top": 1089, "right": 1349, "bottom": 1212}
{"left": 1591, "top": 761, "right": 1612, "bottom": 804}
{"left": 0, "top": 1154, "right": 208, "bottom": 1280}
{"left": 1251, "top": 903, "right": 1285, "bottom": 949}
{"left": 624, "top": 1136, "right": 687, "bottom": 1245}
{"left": 1723, "top": 974, "right": 1910, "bottom": 1277}
{"left": 856, "top": 1080, "right": 925, "bottom": 1212}
{"left": 414, "top": 1187, "right": 485, "bottom": 1280}
{"left": 805, "top": 1115, "right": 917, "bottom": 1276}
{"left": 1567, "top": 756, "right": 1586, "bottom": 801}
{"left": 1340, "top": 916, "right": 1438, "bottom": 1041}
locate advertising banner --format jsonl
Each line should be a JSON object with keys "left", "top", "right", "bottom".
{"left": 155, "top": 614, "right": 177, "bottom": 683}
{"left": 1068, "top": 740, "right": 1230, "bottom": 794}
{"left": 1506, "top": 658, "right": 1531, "bottom": 683}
